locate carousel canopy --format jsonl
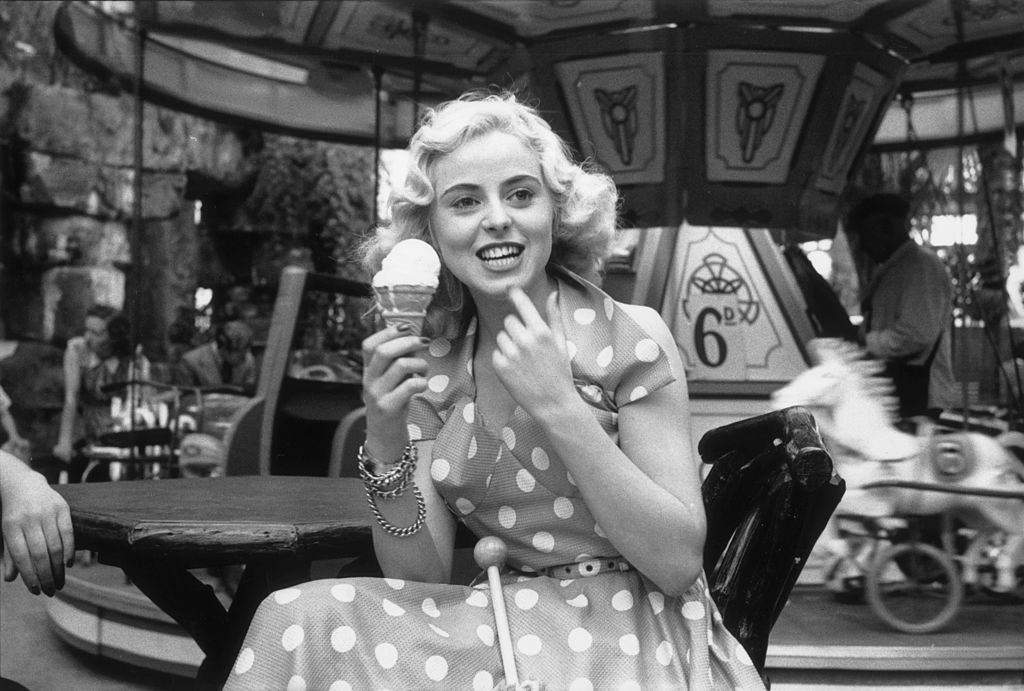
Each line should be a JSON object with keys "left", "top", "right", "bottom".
{"left": 55, "top": 0, "right": 1024, "bottom": 237}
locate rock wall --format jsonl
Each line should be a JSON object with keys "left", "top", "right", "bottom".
{"left": 2, "top": 81, "right": 246, "bottom": 354}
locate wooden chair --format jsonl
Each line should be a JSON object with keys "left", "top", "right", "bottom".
{"left": 699, "top": 405, "right": 845, "bottom": 681}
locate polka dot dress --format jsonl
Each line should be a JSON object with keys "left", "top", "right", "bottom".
{"left": 226, "top": 268, "right": 765, "bottom": 690}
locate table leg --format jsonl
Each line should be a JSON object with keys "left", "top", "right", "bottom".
{"left": 118, "top": 559, "right": 231, "bottom": 660}
{"left": 199, "top": 559, "right": 313, "bottom": 686}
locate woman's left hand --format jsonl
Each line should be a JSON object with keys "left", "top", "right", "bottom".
{"left": 492, "top": 288, "right": 578, "bottom": 418}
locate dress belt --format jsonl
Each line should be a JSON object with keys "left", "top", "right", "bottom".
{"left": 540, "top": 557, "right": 632, "bottom": 579}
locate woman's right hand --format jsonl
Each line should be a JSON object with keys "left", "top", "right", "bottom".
{"left": 361, "top": 324, "right": 429, "bottom": 458}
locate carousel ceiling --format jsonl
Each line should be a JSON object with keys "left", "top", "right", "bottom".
{"left": 55, "top": 0, "right": 1024, "bottom": 236}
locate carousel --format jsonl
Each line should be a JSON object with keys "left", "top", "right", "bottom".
{"left": 23, "top": 0, "right": 1024, "bottom": 686}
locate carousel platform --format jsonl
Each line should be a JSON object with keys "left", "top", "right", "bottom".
{"left": 21, "top": 559, "right": 1023, "bottom": 689}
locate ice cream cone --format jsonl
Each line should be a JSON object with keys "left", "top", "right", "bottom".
{"left": 374, "top": 284, "right": 435, "bottom": 336}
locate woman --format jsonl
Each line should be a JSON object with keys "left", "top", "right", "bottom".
{"left": 53, "top": 305, "right": 149, "bottom": 479}
{"left": 227, "top": 93, "right": 764, "bottom": 689}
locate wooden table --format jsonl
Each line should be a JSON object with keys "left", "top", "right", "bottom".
{"left": 54, "top": 476, "right": 376, "bottom": 686}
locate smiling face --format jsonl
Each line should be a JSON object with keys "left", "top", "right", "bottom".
{"left": 428, "top": 130, "right": 555, "bottom": 306}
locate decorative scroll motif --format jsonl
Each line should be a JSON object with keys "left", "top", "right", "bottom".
{"left": 815, "top": 63, "right": 890, "bottom": 194}
{"left": 736, "top": 82, "right": 785, "bottom": 163}
{"left": 668, "top": 227, "right": 808, "bottom": 382}
{"left": 706, "top": 50, "right": 825, "bottom": 184}
{"left": 555, "top": 53, "right": 665, "bottom": 185}
{"left": 594, "top": 86, "right": 639, "bottom": 165}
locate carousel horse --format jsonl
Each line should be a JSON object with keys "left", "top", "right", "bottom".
{"left": 771, "top": 339, "right": 1024, "bottom": 593}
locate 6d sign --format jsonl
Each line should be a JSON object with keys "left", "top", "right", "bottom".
{"left": 681, "top": 293, "right": 747, "bottom": 380}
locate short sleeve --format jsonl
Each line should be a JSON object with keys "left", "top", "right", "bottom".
{"left": 610, "top": 312, "right": 675, "bottom": 408}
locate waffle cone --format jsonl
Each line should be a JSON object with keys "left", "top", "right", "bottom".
{"left": 374, "top": 284, "right": 435, "bottom": 336}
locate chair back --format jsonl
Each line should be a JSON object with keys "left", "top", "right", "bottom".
{"left": 699, "top": 406, "right": 845, "bottom": 678}
{"left": 328, "top": 406, "right": 368, "bottom": 478}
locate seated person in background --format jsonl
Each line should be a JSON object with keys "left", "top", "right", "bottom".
{"left": 176, "top": 320, "right": 256, "bottom": 395}
{"left": 53, "top": 306, "right": 150, "bottom": 477}
{"left": 1, "top": 448, "right": 75, "bottom": 596}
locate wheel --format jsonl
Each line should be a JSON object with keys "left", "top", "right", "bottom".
{"left": 865, "top": 542, "right": 963, "bottom": 634}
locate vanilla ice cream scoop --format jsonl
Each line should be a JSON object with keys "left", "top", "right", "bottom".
{"left": 372, "top": 239, "right": 441, "bottom": 336}
{"left": 372, "top": 238, "right": 441, "bottom": 289}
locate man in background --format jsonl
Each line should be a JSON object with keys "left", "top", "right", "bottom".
{"left": 176, "top": 320, "right": 257, "bottom": 395}
{"left": 846, "top": 193, "right": 957, "bottom": 418}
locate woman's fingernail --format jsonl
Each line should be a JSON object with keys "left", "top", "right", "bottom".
{"left": 419, "top": 337, "right": 430, "bottom": 344}
{"left": 396, "top": 323, "right": 412, "bottom": 333}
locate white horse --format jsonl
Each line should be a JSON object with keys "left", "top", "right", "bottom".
{"left": 772, "top": 338, "right": 1024, "bottom": 592}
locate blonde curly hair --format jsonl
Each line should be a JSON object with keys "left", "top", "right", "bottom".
{"left": 360, "top": 91, "right": 618, "bottom": 336}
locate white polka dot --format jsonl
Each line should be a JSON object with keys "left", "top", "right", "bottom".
{"left": 567, "top": 472, "right": 577, "bottom": 486}
{"left": 517, "top": 634, "right": 542, "bottom": 656}
{"left": 596, "top": 346, "right": 614, "bottom": 368}
{"left": 233, "top": 648, "right": 254, "bottom": 675}
{"left": 514, "top": 588, "right": 539, "bottom": 610}
{"left": 566, "top": 593, "right": 589, "bottom": 607}
{"left": 468, "top": 436, "right": 477, "bottom": 458}
{"left": 573, "top": 308, "right": 596, "bottom": 324}
{"left": 466, "top": 590, "right": 488, "bottom": 607}
{"left": 604, "top": 297, "right": 615, "bottom": 320}
{"left": 328, "top": 682, "right": 352, "bottom": 691}
{"left": 735, "top": 642, "right": 754, "bottom": 666}
{"left": 531, "top": 447, "right": 550, "bottom": 470}
{"left": 594, "top": 523, "right": 606, "bottom": 537}
{"left": 286, "top": 675, "right": 307, "bottom": 691}
{"left": 498, "top": 505, "right": 517, "bottom": 528}
{"left": 281, "top": 625, "right": 304, "bottom": 651}
{"left": 382, "top": 598, "right": 405, "bottom": 616}
{"left": 648, "top": 591, "right": 665, "bottom": 615}
{"left": 516, "top": 469, "right": 536, "bottom": 492}
{"left": 421, "top": 597, "right": 440, "bottom": 618}
{"left": 429, "top": 338, "right": 451, "bottom": 357}
{"left": 374, "top": 642, "right": 398, "bottom": 669}
{"left": 612, "top": 590, "right": 634, "bottom": 611}
{"left": 619, "top": 633, "right": 640, "bottom": 655}
{"left": 406, "top": 423, "right": 421, "bottom": 440}
{"left": 567, "top": 627, "right": 593, "bottom": 652}
{"left": 682, "top": 601, "right": 706, "bottom": 620}
{"left": 331, "top": 583, "right": 355, "bottom": 602}
{"left": 532, "top": 531, "right": 555, "bottom": 552}
{"left": 619, "top": 681, "right": 642, "bottom": 691}
{"left": 553, "top": 497, "right": 574, "bottom": 519}
{"left": 656, "top": 640, "right": 674, "bottom": 665}
{"left": 629, "top": 386, "right": 649, "bottom": 402}
{"left": 430, "top": 458, "right": 450, "bottom": 481}
{"left": 384, "top": 578, "right": 405, "bottom": 590}
{"left": 427, "top": 374, "right": 449, "bottom": 392}
{"left": 330, "top": 626, "right": 356, "bottom": 653}
{"left": 425, "top": 655, "right": 448, "bottom": 681}
{"left": 476, "top": 624, "right": 494, "bottom": 646}
{"left": 428, "top": 623, "right": 449, "bottom": 638}
{"left": 462, "top": 402, "right": 475, "bottom": 423}
{"left": 569, "top": 679, "right": 593, "bottom": 691}
{"left": 455, "top": 497, "right": 475, "bottom": 514}
{"left": 501, "top": 426, "right": 516, "bottom": 449}
{"left": 473, "top": 671, "right": 494, "bottom": 691}
{"left": 274, "top": 588, "right": 301, "bottom": 604}
{"left": 566, "top": 340, "right": 577, "bottom": 360}
{"left": 635, "top": 338, "right": 660, "bottom": 362}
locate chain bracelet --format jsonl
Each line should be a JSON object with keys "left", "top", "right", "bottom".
{"left": 360, "top": 441, "right": 425, "bottom": 536}
{"left": 364, "top": 482, "right": 427, "bottom": 537}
